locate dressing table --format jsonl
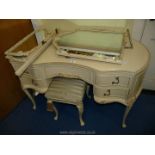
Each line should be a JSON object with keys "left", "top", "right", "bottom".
{"left": 5, "top": 28, "right": 150, "bottom": 128}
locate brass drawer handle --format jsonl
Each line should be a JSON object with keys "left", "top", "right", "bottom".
{"left": 112, "top": 77, "right": 119, "bottom": 85}
{"left": 104, "top": 89, "right": 111, "bottom": 96}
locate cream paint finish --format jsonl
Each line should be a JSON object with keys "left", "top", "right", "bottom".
{"left": 45, "top": 77, "right": 86, "bottom": 126}
{"left": 32, "top": 19, "right": 128, "bottom": 30}
{"left": 6, "top": 39, "right": 149, "bottom": 128}
{"left": 33, "top": 19, "right": 133, "bottom": 30}
{"left": 68, "top": 19, "right": 127, "bottom": 27}
{"left": 5, "top": 23, "right": 150, "bottom": 127}
{"left": 31, "top": 19, "right": 133, "bottom": 43}
{"left": 34, "top": 40, "right": 149, "bottom": 73}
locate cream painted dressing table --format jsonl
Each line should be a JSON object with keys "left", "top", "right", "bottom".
{"left": 5, "top": 29, "right": 150, "bottom": 128}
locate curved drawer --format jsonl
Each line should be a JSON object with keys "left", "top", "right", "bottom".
{"left": 94, "top": 85, "right": 129, "bottom": 100}
{"left": 20, "top": 73, "right": 51, "bottom": 93}
{"left": 95, "top": 72, "right": 132, "bottom": 87}
{"left": 44, "top": 63, "right": 94, "bottom": 83}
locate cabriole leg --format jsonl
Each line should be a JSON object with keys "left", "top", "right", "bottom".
{"left": 122, "top": 105, "right": 133, "bottom": 128}
{"left": 86, "top": 84, "right": 91, "bottom": 99}
{"left": 77, "top": 104, "right": 85, "bottom": 126}
{"left": 47, "top": 100, "right": 58, "bottom": 120}
{"left": 23, "top": 89, "right": 36, "bottom": 110}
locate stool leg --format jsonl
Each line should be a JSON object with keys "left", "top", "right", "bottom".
{"left": 77, "top": 104, "right": 85, "bottom": 126}
{"left": 23, "top": 89, "right": 36, "bottom": 110}
{"left": 47, "top": 100, "right": 58, "bottom": 120}
{"left": 53, "top": 104, "right": 58, "bottom": 120}
{"left": 86, "top": 84, "right": 91, "bottom": 99}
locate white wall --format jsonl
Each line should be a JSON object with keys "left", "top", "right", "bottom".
{"left": 131, "top": 19, "right": 155, "bottom": 90}
{"left": 132, "top": 19, "right": 146, "bottom": 41}
{"left": 140, "top": 20, "right": 155, "bottom": 90}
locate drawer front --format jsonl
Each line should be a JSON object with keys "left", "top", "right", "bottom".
{"left": 95, "top": 72, "right": 131, "bottom": 87}
{"left": 45, "top": 63, "right": 93, "bottom": 83}
{"left": 32, "top": 79, "right": 51, "bottom": 88}
{"left": 20, "top": 73, "right": 51, "bottom": 89}
{"left": 30, "top": 65, "right": 47, "bottom": 80}
{"left": 94, "top": 86, "right": 129, "bottom": 99}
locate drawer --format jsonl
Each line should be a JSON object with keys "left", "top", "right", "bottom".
{"left": 45, "top": 63, "right": 93, "bottom": 83}
{"left": 32, "top": 79, "right": 51, "bottom": 88}
{"left": 94, "top": 86, "right": 129, "bottom": 99}
{"left": 95, "top": 72, "right": 131, "bottom": 87}
{"left": 30, "top": 65, "right": 46, "bottom": 80}
{"left": 20, "top": 73, "right": 51, "bottom": 91}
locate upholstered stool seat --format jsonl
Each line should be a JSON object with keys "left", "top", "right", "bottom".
{"left": 45, "top": 77, "right": 87, "bottom": 126}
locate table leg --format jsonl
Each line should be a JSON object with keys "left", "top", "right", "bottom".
{"left": 23, "top": 89, "right": 36, "bottom": 110}
{"left": 122, "top": 97, "right": 136, "bottom": 128}
{"left": 122, "top": 105, "right": 133, "bottom": 128}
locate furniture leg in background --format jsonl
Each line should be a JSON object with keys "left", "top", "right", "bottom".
{"left": 47, "top": 99, "right": 58, "bottom": 120}
{"left": 23, "top": 89, "right": 36, "bottom": 110}
{"left": 76, "top": 104, "right": 85, "bottom": 126}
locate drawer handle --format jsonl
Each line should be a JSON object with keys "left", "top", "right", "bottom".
{"left": 104, "top": 89, "right": 111, "bottom": 96}
{"left": 112, "top": 77, "right": 119, "bottom": 85}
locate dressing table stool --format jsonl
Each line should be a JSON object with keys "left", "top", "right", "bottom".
{"left": 45, "top": 77, "right": 87, "bottom": 126}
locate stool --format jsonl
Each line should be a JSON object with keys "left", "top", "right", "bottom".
{"left": 45, "top": 77, "right": 87, "bottom": 126}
